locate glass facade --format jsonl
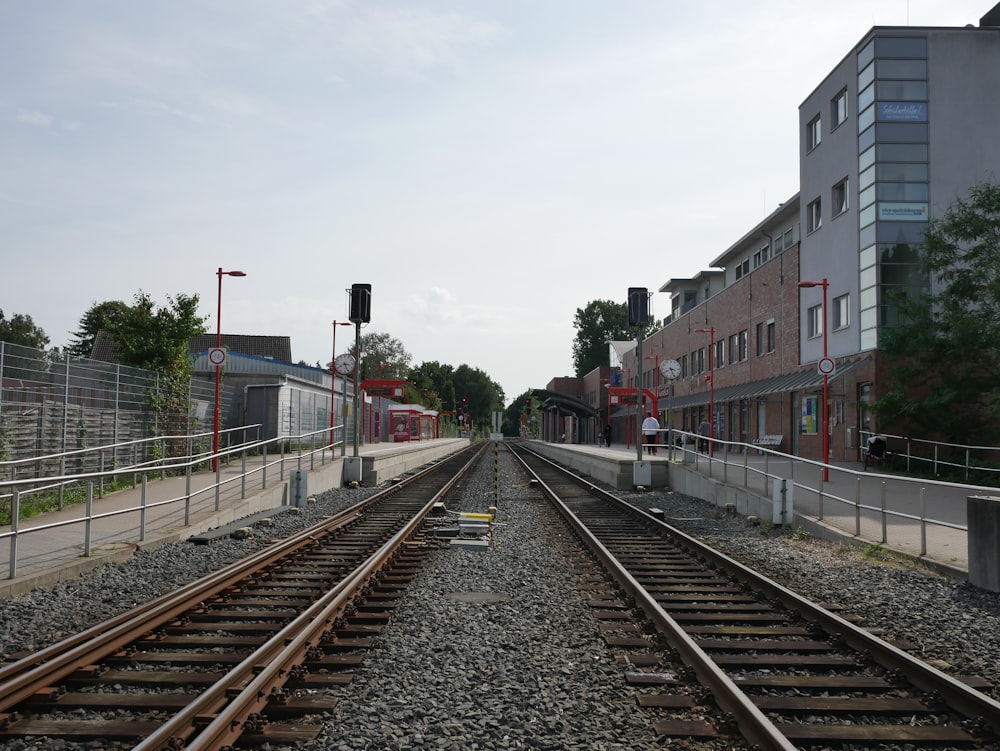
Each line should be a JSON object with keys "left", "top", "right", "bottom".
{"left": 856, "top": 35, "right": 929, "bottom": 350}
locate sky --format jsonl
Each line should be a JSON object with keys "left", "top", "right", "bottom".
{"left": 1, "top": 1, "right": 991, "bottom": 405}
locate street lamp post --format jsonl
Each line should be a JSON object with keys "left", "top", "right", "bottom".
{"left": 695, "top": 327, "right": 715, "bottom": 457}
{"left": 799, "top": 278, "right": 830, "bottom": 481}
{"left": 330, "top": 321, "right": 352, "bottom": 451}
{"left": 213, "top": 268, "right": 246, "bottom": 472}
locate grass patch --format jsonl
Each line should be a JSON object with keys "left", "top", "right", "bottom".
{"left": 1, "top": 477, "right": 136, "bottom": 525}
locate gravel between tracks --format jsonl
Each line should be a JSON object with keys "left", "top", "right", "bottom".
{"left": 0, "top": 448, "right": 997, "bottom": 750}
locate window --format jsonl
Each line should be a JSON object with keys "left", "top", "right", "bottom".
{"left": 681, "top": 355, "right": 688, "bottom": 378}
{"left": 753, "top": 243, "right": 769, "bottom": 268}
{"left": 755, "top": 323, "right": 765, "bottom": 357}
{"left": 714, "top": 340, "right": 725, "bottom": 369}
{"left": 766, "top": 321, "right": 776, "bottom": 353}
{"left": 807, "top": 304, "right": 823, "bottom": 339}
{"left": 738, "top": 330, "right": 748, "bottom": 362}
{"left": 734, "top": 257, "right": 750, "bottom": 280}
{"left": 831, "top": 88, "right": 848, "bottom": 129}
{"left": 806, "top": 115, "right": 822, "bottom": 151}
{"left": 833, "top": 294, "right": 850, "bottom": 329}
{"left": 729, "top": 334, "right": 738, "bottom": 364}
{"left": 807, "top": 198, "right": 822, "bottom": 233}
{"left": 832, "top": 178, "right": 849, "bottom": 217}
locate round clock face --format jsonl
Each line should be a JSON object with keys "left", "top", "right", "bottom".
{"left": 660, "top": 359, "right": 681, "bottom": 379}
{"left": 334, "top": 353, "right": 356, "bottom": 375}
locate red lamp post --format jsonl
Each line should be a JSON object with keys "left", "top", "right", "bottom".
{"left": 330, "top": 321, "right": 352, "bottom": 447}
{"left": 798, "top": 278, "right": 830, "bottom": 481}
{"left": 695, "top": 327, "right": 715, "bottom": 456}
{"left": 213, "top": 268, "right": 246, "bottom": 471}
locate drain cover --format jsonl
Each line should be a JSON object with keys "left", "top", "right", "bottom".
{"left": 443, "top": 591, "right": 512, "bottom": 604}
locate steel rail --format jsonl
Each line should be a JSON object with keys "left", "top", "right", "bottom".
{"left": 511, "top": 442, "right": 1000, "bottom": 745}
{"left": 508, "top": 444, "right": 799, "bottom": 751}
{"left": 0, "top": 450, "right": 456, "bottom": 712}
{"left": 135, "top": 443, "right": 483, "bottom": 751}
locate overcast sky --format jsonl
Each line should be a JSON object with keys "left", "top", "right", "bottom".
{"left": 1, "top": 1, "right": 989, "bottom": 404}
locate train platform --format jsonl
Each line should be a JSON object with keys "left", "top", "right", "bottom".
{"left": 0, "top": 438, "right": 470, "bottom": 599}
{"left": 528, "top": 438, "right": 997, "bottom": 582}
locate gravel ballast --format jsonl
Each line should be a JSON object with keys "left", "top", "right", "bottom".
{"left": 0, "top": 449, "right": 997, "bottom": 750}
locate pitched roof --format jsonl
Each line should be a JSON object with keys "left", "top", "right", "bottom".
{"left": 90, "top": 332, "right": 293, "bottom": 363}
{"left": 188, "top": 334, "right": 292, "bottom": 361}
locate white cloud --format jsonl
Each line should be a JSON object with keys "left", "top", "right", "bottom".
{"left": 16, "top": 109, "right": 54, "bottom": 127}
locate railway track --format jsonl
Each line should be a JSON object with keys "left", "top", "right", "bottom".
{"left": 0, "top": 444, "right": 484, "bottom": 750}
{"left": 508, "top": 441, "right": 1000, "bottom": 750}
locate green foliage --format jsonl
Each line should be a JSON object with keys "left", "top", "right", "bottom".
{"left": 0, "top": 309, "right": 49, "bottom": 349}
{"left": 102, "top": 291, "right": 206, "bottom": 373}
{"left": 793, "top": 526, "right": 811, "bottom": 540}
{"left": 572, "top": 299, "right": 631, "bottom": 377}
{"left": 502, "top": 390, "right": 535, "bottom": 437}
{"left": 874, "top": 182, "right": 1000, "bottom": 446}
{"left": 862, "top": 543, "right": 888, "bottom": 562}
{"left": 354, "top": 331, "right": 412, "bottom": 381}
{"left": 67, "top": 300, "right": 133, "bottom": 357}
{"left": 405, "top": 360, "right": 505, "bottom": 434}
{"left": 100, "top": 292, "right": 207, "bottom": 449}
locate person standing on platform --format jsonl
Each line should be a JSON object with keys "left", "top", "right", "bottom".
{"left": 698, "top": 418, "right": 711, "bottom": 453}
{"left": 642, "top": 412, "right": 659, "bottom": 455}
{"left": 603, "top": 424, "right": 612, "bottom": 448}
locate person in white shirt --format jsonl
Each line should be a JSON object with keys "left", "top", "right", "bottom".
{"left": 642, "top": 412, "right": 660, "bottom": 455}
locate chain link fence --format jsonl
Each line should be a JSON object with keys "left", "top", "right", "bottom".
{"left": 0, "top": 341, "right": 217, "bottom": 478}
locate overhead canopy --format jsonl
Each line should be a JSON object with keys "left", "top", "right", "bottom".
{"left": 666, "top": 358, "right": 868, "bottom": 409}
{"left": 531, "top": 388, "right": 599, "bottom": 420}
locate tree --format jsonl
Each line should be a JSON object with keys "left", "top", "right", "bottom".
{"left": 102, "top": 292, "right": 207, "bottom": 373}
{"left": 67, "top": 300, "right": 132, "bottom": 358}
{"left": 352, "top": 331, "right": 412, "bottom": 381}
{"left": 451, "top": 364, "right": 504, "bottom": 432}
{"left": 874, "top": 181, "right": 1000, "bottom": 447}
{"left": 571, "top": 299, "right": 631, "bottom": 376}
{"left": 407, "top": 361, "right": 456, "bottom": 410}
{"left": 0, "top": 310, "right": 49, "bottom": 349}
{"left": 502, "top": 390, "right": 534, "bottom": 437}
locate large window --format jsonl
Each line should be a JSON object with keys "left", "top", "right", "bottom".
{"left": 714, "top": 340, "right": 725, "bottom": 369}
{"left": 807, "top": 198, "right": 822, "bottom": 233}
{"left": 834, "top": 294, "right": 850, "bottom": 330}
{"left": 755, "top": 323, "right": 765, "bottom": 357}
{"left": 832, "top": 178, "right": 849, "bottom": 217}
{"left": 737, "top": 330, "right": 748, "bottom": 362}
{"left": 831, "top": 88, "right": 848, "bottom": 129}
{"left": 806, "top": 115, "right": 822, "bottom": 151}
{"left": 807, "top": 304, "right": 823, "bottom": 339}
{"left": 766, "top": 321, "right": 776, "bottom": 353}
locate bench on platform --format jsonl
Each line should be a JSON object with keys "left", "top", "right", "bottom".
{"left": 752, "top": 434, "right": 784, "bottom": 449}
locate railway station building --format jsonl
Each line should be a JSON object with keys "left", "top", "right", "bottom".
{"left": 597, "top": 5, "right": 1000, "bottom": 463}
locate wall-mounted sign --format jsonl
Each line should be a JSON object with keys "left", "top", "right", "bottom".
{"left": 877, "top": 102, "right": 927, "bottom": 122}
{"left": 878, "top": 202, "right": 928, "bottom": 221}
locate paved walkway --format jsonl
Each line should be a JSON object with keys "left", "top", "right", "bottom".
{"left": 0, "top": 440, "right": 464, "bottom": 599}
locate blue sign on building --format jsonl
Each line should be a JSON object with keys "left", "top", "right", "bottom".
{"left": 877, "top": 102, "right": 928, "bottom": 122}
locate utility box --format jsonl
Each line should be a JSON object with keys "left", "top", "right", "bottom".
{"left": 772, "top": 478, "right": 793, "bottom": 526}
{"left": 289, "top": 470, "right": 308, "bottom": 507}
{"left": 968, "top": 495, "right": 1000, "bottom": 592}
{"left": 344, "top": 456, "right": 363, "bottom": 485}
{"left": 633, "top": 461, "right": 651, "bottom": 488}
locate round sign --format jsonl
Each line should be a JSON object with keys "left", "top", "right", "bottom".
{"left": 208, "top": 347, "right": 227, "bottom": 366}
{"left": 817, "top": 357, "right": 835, "bottom": 376}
